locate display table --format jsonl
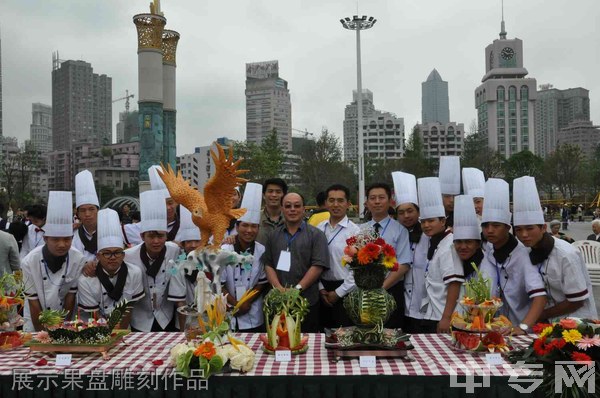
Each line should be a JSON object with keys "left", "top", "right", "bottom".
{"left": 0, "top": 332, "right": 537, "bottom": 397}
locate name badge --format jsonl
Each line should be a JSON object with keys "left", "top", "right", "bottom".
{"left": 276, "top": 250, "right": 291, "bottom": 272}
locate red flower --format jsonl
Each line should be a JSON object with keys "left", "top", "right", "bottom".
{"left": 549, "top": 338, "right": 566, "bottom": 350}
{"left": 391, "top": 263, "right": 399, "bottom": 272}
{"left": 364, "top": 243, "right": 381, "bottom": 257}
{"left": 374, "top": 238, "right": 386, "bottom": 246}
{"left": 382, "top": 244, "right": 396, "bottom": 258}
{"left": 532, "top": 323, "right": 553, "bottom": 334}
{"left": 571, "top": 351, "right": 592, "bottom": 363}
{"left": 533, "top": 336, "right": 551, "bottom": 356}
{"left": 346, "top": 237, "right": 357, "bottom": 246}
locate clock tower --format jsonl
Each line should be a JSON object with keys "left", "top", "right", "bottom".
{"left": 474, "top": 15, "right": 537, "bottom": 158}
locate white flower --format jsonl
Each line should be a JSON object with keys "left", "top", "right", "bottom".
{"left": 228, "top": 345, "right": 255, "bottom": 373}
{"left": 169, "top": 343, "right": 194, "bottom": 365}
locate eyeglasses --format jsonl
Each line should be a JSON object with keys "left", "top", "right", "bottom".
{"left": 100, "top": 251, "right": 125, "bottom": 259}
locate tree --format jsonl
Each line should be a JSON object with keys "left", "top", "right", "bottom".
{"left": 400, "top": 126, "right": 434, "bottom": 178}
{"left": 233, "top": 129, "right": 284, "bottom": 183}
{"left": 461, "top": 130, "right": 505, "bottom": 178}
{"left": 543, "top": 143, "right": 584, "bottom": 199}
{"left": 504, "top": 150, "right": 544, "bottom": 183}
{"left": 1, "top": 141, "right": 41, "bottom": 208}
{"left": 297, "top": 129, "right": 357, "bottom": 203}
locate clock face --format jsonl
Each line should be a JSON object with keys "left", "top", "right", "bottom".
{"left": 501, "top": 47, "right": 515, "bottom": 60}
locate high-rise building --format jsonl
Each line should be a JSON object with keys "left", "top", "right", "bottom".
{"left": 0, "top": 31, "right": 3, "bottom": 147}
{"left": 343, "top": 89, "right": 376, "bottom": 162}
{"left": 534, "top": 85, "right": 590, "bottom": 158}
{"left": 557, "top": 119, "right": 600, "bottom": 160}
{"left": 116, "top": 110, "right": 140, "bottom": 144}
{"left": 474, "top": 19, "right": 537, "bottom": 158}
{"left": 177, "top": 138, "right": 231, "bottom": 191}
{"left": 245, "top": 61, "right": 292, "bottom": 151}
{"left": 422, "top": 69, "right": 450, "bottom": 124}
{"left": 51, "top": 55, "right": 112, "bottom": 151}
{"left": 417, "top": 122, "right": 465, "bottom": 161}
{"left": 363, "top": 110, "right": 405, "bottom": 160}
{"left": 30, "top": 103, "right": 53, "bottom": 153}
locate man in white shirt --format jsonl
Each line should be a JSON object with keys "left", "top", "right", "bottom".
{"left": 318, "top": 184, "right": 360, "bottom": 329}
{"left": 21, "top": 192, "right": 86, "bottom": 331}
{"left": 513, "top": 176, "right": 597, "bottom": 322}
{"left": 20, "top": 204, "right": 47, "bottom": 259}
{"left": 361, "top": 182, "right": 412, "bottom": 328}
{"left": 78, "top": 209, "right": 144, "bottom": 328}
{"left": 478, "top": 179, "right": 547, "bottom": 334}
{"left": 125, "top": 191, "right": 180, "bottom": 332}
{"left": 72, "top": 170, "right": 100, "bottom": 262}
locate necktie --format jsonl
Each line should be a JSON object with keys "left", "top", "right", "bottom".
{"left": 35, "top": 228, "right": 44, "bottom": 233}
{"left": 373, "top": 223, "right": 381, "bottom": 236}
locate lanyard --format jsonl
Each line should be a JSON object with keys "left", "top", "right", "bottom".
{"left": 375, "top": 218, "right": 392, "bottom": 238}
{"left": 537, "top": 259, "right": 554, "bottom": 306}
{"left": 285, "top": 226, "right": 302, "bottom": 250}
{"left": 325, "top": 224, "right": 344, "bottom": 246}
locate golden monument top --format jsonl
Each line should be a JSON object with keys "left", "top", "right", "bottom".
{"left": 149, "top": 0, "right": 164, "bottom": 16}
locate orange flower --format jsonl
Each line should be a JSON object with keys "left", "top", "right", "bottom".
{"left": 559, "top": 318, "right": 578, "bottom": 330}
{"left": 193, "top": 341, "right": 216, "bottom": 359}
{"left": 357, "top": 243, "right": 381, "bottom": 265}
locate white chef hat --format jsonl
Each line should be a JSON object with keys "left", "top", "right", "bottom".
{"left": 45, "top": 191, "right": 74, "bottom": 237}
{"left": 392, "top": 171, "right": 418, "bottom": 206}
{"left": 453, "top": 195, "right": 481, "bottom": 240}
{"left": 513, "top": 176, "right": 544, "bottom": 226}
{"left": 75, "top": 170, "right": 99, "bottom": 208}
{"left": 97, "top": 209, "right": 125, "bottom": 251}
{"left": 148, "top": 165, "right": 170, "bottom": 199}
{"left": 238, "top": 183, "right": 262, "bottom": 224}
{"left": 462, "top": 168, "right": 485, "bottom": 198}
{"left": 439, "top": 156, "right": 461, "bottom": 195}
{"left": 417, "top": 177, "right": 446, "bottom": 219}
{"left": 140, "top": 190, "right": 167, "bottom": 233}
{"left": 481, "top": 178, "right": 511, "bottom": 225}
{"left": 177, "top": 206, "right": 201, "bottom": 242}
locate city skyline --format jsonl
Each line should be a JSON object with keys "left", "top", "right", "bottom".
{"left": 1, "top": 0, "right": 599, "bottom": 156}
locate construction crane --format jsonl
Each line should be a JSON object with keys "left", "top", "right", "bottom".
{"left": 291, "top": 128, "right": 314, "bottom": 139}
{"left": 112, "top": 90, "right": 135, "bottom": 113}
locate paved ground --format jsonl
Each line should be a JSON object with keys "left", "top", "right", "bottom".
{"left": 555, "top": 220, "right": 595, "bottom": 241}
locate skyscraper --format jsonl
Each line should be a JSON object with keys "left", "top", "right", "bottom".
{"left": 474, "top": 19, "right": 537, "bottom": 158}
{"left": 245, "top": 61, "right": 292, "bottom": 151}
{"left": 534, "top": 85, "right": 590, "bottom": 158}
{"left": 30, "top": 103, "right": 53, "bottom": 153}
{"left": 343, "top": 89, "right": 375, "bottom": 162}
{"left": 422, "top": 69, "right": 449, "bottom": 124}
{"left": 51, "top": 55, "right": 112, "bottom": 151}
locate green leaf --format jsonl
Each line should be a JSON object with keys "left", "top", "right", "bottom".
{"left": 176, "top": 350, "right": 194, "bottom": 378}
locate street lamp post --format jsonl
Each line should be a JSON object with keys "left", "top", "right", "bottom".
{"left": 340, "top": 15, "right": 376, "bottom": 219}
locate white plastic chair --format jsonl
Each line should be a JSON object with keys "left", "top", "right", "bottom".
{"left": 572, "top": 240, "right": 600, "bottom": 267}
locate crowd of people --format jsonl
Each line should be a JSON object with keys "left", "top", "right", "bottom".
{"left": 1, "top": 155, "right": 598, "bottom": 335}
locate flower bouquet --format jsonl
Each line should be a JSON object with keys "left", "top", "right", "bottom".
{"left": 339, "top": 229, "right": 398, "bottom": 345}
{"left": 0, "top": 271, "right": 25, "bottom": 331}
{"left": 259, "top": 288, "right": 309, "bottom": 354}
{"left": 450, "top": 263, "right": 513, "bottom": 353}
{"left": 507, "top": 318, "right": 600, "bottom": 398}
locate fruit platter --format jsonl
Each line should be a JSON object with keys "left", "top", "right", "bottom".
{"left": 324, "top": 327, "right": 413, "bottom": 359}
{"left": 0, "top": 271, "right": 25, "bottom": 331}
{"left": 450, "top": 263, "right": 514, "bottom": 353}
{"left": 26, "top": 301, "right": 130, "bottom": 359}
{"left": 260, "top": 288, "right": 309, "bottom": 355}
{"left": 0, "top": 331, "right": 32, "bottom": 351}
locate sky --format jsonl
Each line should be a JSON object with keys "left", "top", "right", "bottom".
{"left": 1, "top": 0, "right": 599, "bottom": 156}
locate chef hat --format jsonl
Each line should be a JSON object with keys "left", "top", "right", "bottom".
{"left": 392, "top": 171, "right": 418, "bottom": 206}
{"left": 45, "top": 191, "right": 74, "bottom": 237}
{"left": 462, "top": 168, "right": 485, "bottom": 198}
{"left": 417, "top": 177, "right": 446, "bottom": 219}
{"left": 75, "top": 170, "right": 99, "bottom": 208}
{"left": 177, "top": 206, "right": 201, "bottom": 242}
{"left": 481, "top": 178, "right": 511, "bottom": 225}
{"left": 439, "top": 156, "right": 461, "bottom": 195}
{"left": 97, "top": 209, "right": 125, "bottom": 251}
{"left": 513, "top": 176, "right": 544, "bottom": 226}
{"left": 238, "top": 183, "right": 262, "bottom": 224}
{"left": 453, "top": 195, "right": 481, "bottom": 240}
{"left": 140, "top": 190, "right": 167, "bottom": 233}
{"left": 148, "top": 165, "right": 170, "bottom": 199}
